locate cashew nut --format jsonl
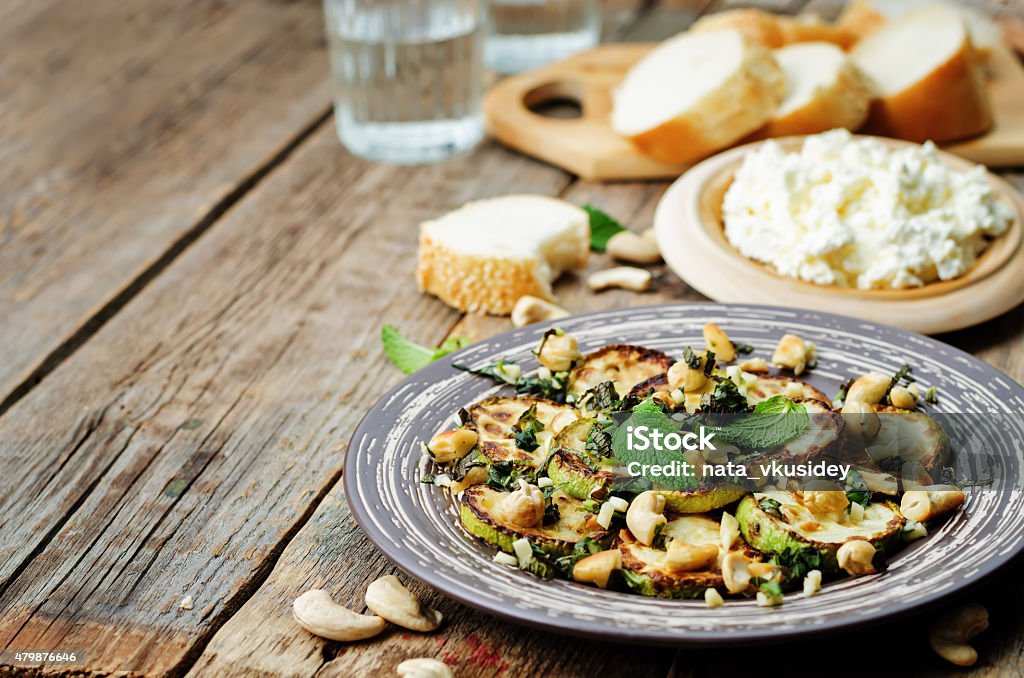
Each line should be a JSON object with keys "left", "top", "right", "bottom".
{"left": 364, "top": 576, "right": 443, "bottom": 632}
{"left": 642, "top": 227, "right": 658, "bottom": 244}
{"left": 397, "top": 658, "right": 454, "bottom": 678}
{"left": 842, "top": 399, "right": 881, "bottom": 440}
{"left": 900, "top": 486, "right": 965, "bottom": 522}
{"left": 703, "top": 323, "right": 736, "bottom": 362}
{"left": 587, "top": 266, "right": 652, "bottom": 292}
{"left": 665, "top": 541, "right": 719, "bottom": 573}
{"left": 450, "top": 465, "right": 488, "bottom": 495}
{"left": 798, "top": 490, "right": 849, "bottom": 516}
{"left": 572, "top": 549, "right": 622, "bottom": 589}
{"left": 836, "top": 540, "right": 877, "bottom": 576}
{"left": 721, "top": 553, "right": 753, "bottom": 593}
{"left": 536, "top": 332, "right": 580, "bottom": 372}
{"left": 739, "top": 357, "right": 769, "bottom": 373}
{"left": 427, "top": 429, "right": 478, "bottom": 463}
{"left": 720, "top": 512, "right": 740, "bottom": 551}
{"left": 771, "top": 334, "right": 811, "bottom": 375}
{"left": 497, "top": 478, "right": 546, "bottom": 528}
{"left": 511, "top": 295, "right": 568, "bottom": 328}
{"left": 625, "top": 491, "right": 667, "bottom": 546}
{"left": 889, "top": 385, "right": 918, "bottom": 410}
{"left": 846, "top": 372, "right": 891, "bottom": 406}
{"left": 803, "top": 570, "right": 822, "bottom": 598}
{"left": 606, "top": 230, "right": 661, "bottom": 264}
{"left": 293, "top": 589, "right": 386, "bottom": 641}
{"left": 667, "top": 357, "right": 708, "bottom": 392}
{"left": 928, "top": 603, "right": 988, "bottom": 667}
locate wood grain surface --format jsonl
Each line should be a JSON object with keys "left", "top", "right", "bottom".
{"left": 0, "top": 0, "right": 331, "bottom": 411}
{"left": 0, "top": 1, "right": 1022, "bottom": 677}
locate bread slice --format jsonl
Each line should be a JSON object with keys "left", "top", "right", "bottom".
{"left": 852, "top": 7, "right": 993, "bottom": 143}
{"left": 839, "top": 0, "right": 1004, "bottom": 57}
{"left": 751, "top": 42, "right": 871, "bottom": 139}
{"left": 611, "top": 29, "right": 784, "bottom": 165}
{"left": 692, "top": 9, "right": 854, "bottom": 49}
{"left": 417, "top": 195, "right": 589, "bottom": 315}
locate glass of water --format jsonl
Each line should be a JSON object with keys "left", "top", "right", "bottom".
{"left": 323, "top": 0, "right": 485, "bottom": 164}
{"left": 484, "top": 0, "right": 601, "bottom": 74}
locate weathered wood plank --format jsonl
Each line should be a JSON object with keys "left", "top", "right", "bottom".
{"left": 0, "top": 127, "right": 573, "bottom": 675}
{"left": 0, "top": 0, "right": 332, "bottom": 408}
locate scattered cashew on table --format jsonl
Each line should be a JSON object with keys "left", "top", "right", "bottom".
{"left": 292, "top": 575, "right": 452, "bottom": 676}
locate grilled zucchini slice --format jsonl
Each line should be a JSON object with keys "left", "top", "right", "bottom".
{"left": 568, "top": 344, "right": 673, "bottom": 397}
{"left": 465, "top": 396, "right": 577, "bottom": 469}
{"left": 547, "top": 418, "right": 748, "bottom": 510}
{"left": 617, "top": 515, "right": 759, "bottom": 598}
{"left": 459, "top": 485, "right": 608, "bottom": 558}
{"left": 735, "top": 491, "right": 905, "bottom": 574}
{"left": 773, "top": 398, "right": 844, "bottom": 463}
{"left": 865, "top": 406, "right": 951, "bottom": 473}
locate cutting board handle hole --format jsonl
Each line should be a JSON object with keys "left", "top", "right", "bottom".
{"left": 523, "top": 81, "right": 584, "bottom": 120}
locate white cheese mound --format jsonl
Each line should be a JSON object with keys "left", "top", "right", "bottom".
{"left": 722, "top": 129, "right": 1013, "bottom": 289}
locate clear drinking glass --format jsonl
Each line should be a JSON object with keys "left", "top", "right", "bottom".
{"left": 484, "top": 0, "right": 601, "bottom": 74}
{"left": 323, "top": 0, "right": 485, "bottom": 164}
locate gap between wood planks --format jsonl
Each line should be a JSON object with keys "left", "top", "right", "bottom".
{"left": 0, "top": 106, "right": 334, "bottom": 420}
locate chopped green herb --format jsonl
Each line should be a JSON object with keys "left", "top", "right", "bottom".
{"left": 759, "top": 580, "right": 784, "bottom": 597}
{"left": 453, "top": 359, "right": 519, "bottom": 385}
{"left": 734, "top": 343, "right": 755, "bottom": 355}
{"left": 925, "top": 386, "right": 939, "bottom": 404}
{"left": 582, "top": 204, "right": 627, "bottom": 252}
{"left": 701, "top": 377, "right": 749, "bottom": 413}
{"left": 582, "top": 499, "right": 602, "bottom": 514}
{"left": 768, "top": 544, "right": 821, "bottom": 579}
{"left": 759, "top": 497, "right": 784, "bottom": 519}
{"left": 420, "top": 475, "right": 436, "bottom": 484}
{"left": 683, "top": 346, "right": 702, "bottom": 370}
{"left": 382, "top": 324, "right": 470, "bottom": 374}
{"left": 553, "top": 538, "right": 603, "bottom": 575}
{"left": 845, "top": 469, "right": 871, "bottom": 508}
{"left": 512, "top": 404, "right": 544, "bottom": 452}
{"left": 585, "top": 424, "right": 613, "bottom": 459}
{"left": 703, "top": 350, "right": 717, "bottom": 377}
{"left": 582, "top": 381, "right": 620, "bottom": 412}
{"left": 833, "top": 377, "right": 855, "bottom": 408}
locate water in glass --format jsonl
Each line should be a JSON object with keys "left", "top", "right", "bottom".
{"left": 323, "top": 0, "right": 485, "bottom": 164}
{"left": 485, "top": 0, "right": 601, "bottom": 74}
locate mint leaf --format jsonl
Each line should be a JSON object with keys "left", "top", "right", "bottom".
{"left": 712, "top": 396, "right": 808, "bottom": 449}
{"left": 381, "top": 324, "right": 469, "bottom": 374}
{"left": 583, "top": 204, "right": 626, "bottom": 252}
{"left": 610, "top": 401, "right": 697, "bottom": 491}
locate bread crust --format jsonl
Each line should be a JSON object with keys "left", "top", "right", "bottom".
{"left": 625, "top": 36, "right": 784, "bottom": 165}
{"left": 694, "top": 9, "right": 854, "bottom": 49}
{"left": 860, "top": 37, "right": 992, "bottom": 143}
{"left": 417, "top": 233, "right": 552, "bottom": 314}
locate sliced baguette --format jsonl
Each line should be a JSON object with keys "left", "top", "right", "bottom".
{"left": 611, "top": 29, "right": 784, "bottom": 165}
{"left": 852, "top": 7, "right": 993, "bottom": 143}
{"left": 839, "top": 0, "right": 1004, "bottom": 57}
{"left": 692, "top": 9, "right": 854, "bottom": 49}
{"left": 751, "top": 42, "right": 871, "bottom": 138}
{"left": 416, "top": 195, "right": 589, "bottom": 315}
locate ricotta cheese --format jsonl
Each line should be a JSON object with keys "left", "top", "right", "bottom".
{"left": 722, "top": 129, "right": 1013, "bottom": 289}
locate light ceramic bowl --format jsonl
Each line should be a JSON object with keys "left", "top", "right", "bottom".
{"left": 653, "top": 136, "right": 1024, "bottom": 334}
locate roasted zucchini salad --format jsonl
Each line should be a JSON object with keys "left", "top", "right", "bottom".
{"left": 420, "top": 324, "right": 966, "bottom": 608}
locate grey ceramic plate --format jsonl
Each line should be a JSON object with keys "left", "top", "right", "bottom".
{"left": 345, "top": 304, "right": 1024, "bottom": 645}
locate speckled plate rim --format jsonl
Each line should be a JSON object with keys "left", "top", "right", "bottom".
{"left": 344, "top": 303, "right": 1024, "bottom": 646}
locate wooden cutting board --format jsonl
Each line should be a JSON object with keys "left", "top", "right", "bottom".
{"left": 484, "top": 42, "right": 1024, "bottom": 181}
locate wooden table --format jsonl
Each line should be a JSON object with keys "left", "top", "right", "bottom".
{"left": 1, "top": 1, "right": 1021, "bottom": 676}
